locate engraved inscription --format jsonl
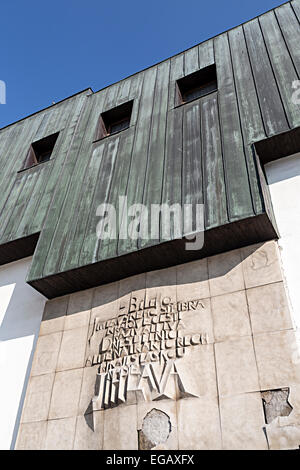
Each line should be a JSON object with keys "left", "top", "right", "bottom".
{"left": 86, "top": 294, "right": 209, "bottom": 410}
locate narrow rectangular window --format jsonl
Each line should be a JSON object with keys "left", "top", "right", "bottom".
{"left": 22, "top": 132, "right": 59, "bottom": 170}
{"left": 176, "top": 64, "right": 217, "bottom": 106}
{"left": 96, "top": 100, "right": 133, "bottom": 141}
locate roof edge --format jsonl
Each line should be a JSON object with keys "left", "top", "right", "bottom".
{"left": 0, "top": 87, "right": 94, "bottom": 133}
{"left": 0, "top": 0, "right": 291, "bottom": 131}
{"left": 91, "top": 0, "right": 291, "bottom": 96}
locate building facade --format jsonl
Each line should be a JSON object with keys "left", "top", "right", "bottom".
{"left": 1, "top": 0, "right": 300, "bottom": 450}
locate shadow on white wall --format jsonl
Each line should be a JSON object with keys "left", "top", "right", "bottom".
{"left": 265, "top": 152, "right": 300, "bottom": 338}
{"left": 0, "top": 257, "right": 46, "bottom": 450}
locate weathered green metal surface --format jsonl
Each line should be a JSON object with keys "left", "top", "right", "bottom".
{"left": 0, "top": 1, "right": 299, "bottom": 297}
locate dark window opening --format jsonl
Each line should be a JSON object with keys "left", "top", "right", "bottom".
{"left": 176, "top": 64, "right": 217, "bottom": 106}
{"left": 22, "top": 132, "right": 59, "bottom": 170}
{"left": 96, "top": 100, "right": 133, "bottom": 140}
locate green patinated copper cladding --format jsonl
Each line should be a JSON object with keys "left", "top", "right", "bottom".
{"left": 0, "top": 1, "right": 299, "bottom": 298}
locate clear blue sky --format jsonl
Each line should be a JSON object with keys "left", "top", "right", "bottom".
{"left": 0, "top": 0, "right": 286, "bottom": 128}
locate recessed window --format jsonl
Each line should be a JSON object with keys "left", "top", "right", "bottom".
{"left": 176, "top": 64, "right": 217, "bottom": 106}
{"left": 96, "top": 100, "right": 133, "bottom": 141}
{"left": 22, "top": 132, "right": 59, "bottom": 170}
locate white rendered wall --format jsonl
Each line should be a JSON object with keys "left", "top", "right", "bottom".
{"left": 265, "top": 152, "right": 300, "bottom": 334}
{"left": 0, "top": 257, "right": 46, "bottom": 449}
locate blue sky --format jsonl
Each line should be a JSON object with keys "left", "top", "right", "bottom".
{"left": 0, "top": 0, "right": 286, "bottom": 128}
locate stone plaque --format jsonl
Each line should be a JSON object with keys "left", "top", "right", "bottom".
{"left": 86, "top": 293, "right": 210, "bottom": 411}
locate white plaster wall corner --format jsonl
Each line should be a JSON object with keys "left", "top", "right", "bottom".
{"left": 265, "top": 152, "right": 300, "bottom": 357}
{"left": 0, "top": 257, "right": 46, "bottom": 449}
